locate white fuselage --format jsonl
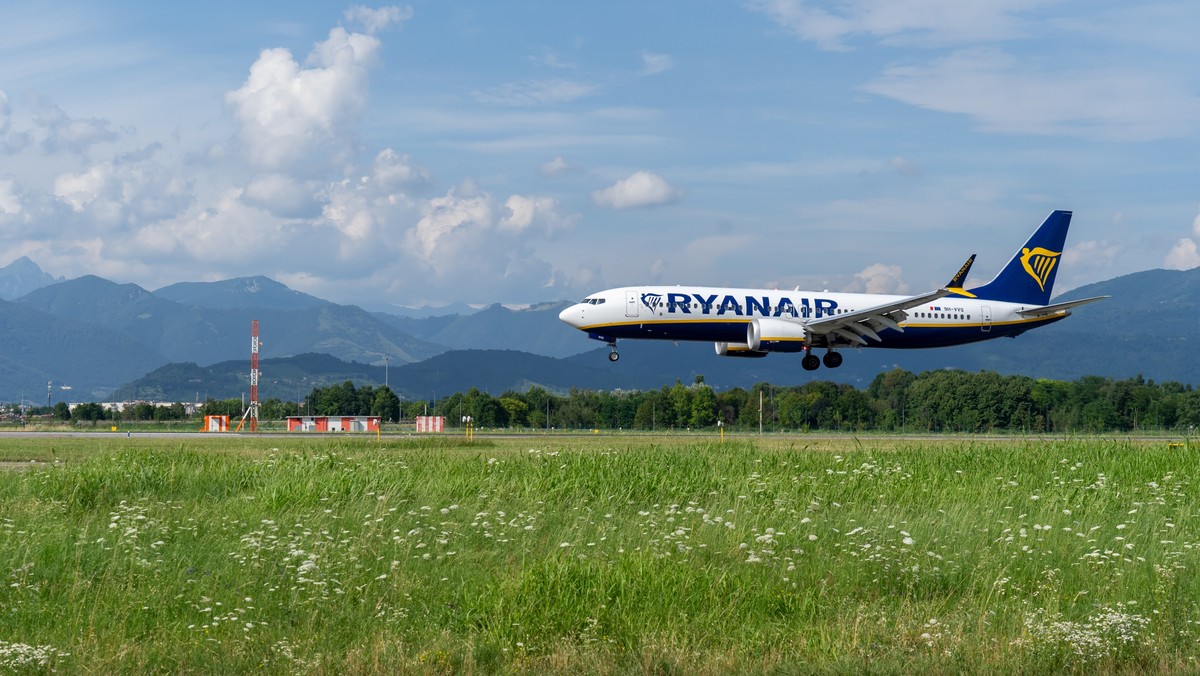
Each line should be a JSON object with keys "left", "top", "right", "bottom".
{"left": 559, "top": 285, "right": 1065, "bottom": 351}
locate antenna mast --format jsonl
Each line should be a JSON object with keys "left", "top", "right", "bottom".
{"left": 249, "top": 319, "right": 260, "bottom": 432}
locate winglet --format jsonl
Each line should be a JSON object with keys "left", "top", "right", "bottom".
{"left": 945, "top": 254, "right": 977, "bottom": 298}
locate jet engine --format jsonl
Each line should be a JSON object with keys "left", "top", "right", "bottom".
{"left": 747, "top": 317, "right": 809, "bottom": 353}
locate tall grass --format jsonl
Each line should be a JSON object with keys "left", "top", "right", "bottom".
{"left": 0, "top": 436, "right": 1197, "bottom": 673}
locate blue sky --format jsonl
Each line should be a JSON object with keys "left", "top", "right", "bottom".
{"left": 1, "top": 1, "right": 1198, "bottom": 309}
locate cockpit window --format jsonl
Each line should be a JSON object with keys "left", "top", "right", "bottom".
{"left": 581, "top": 297, "right": 606, "bottom": 305}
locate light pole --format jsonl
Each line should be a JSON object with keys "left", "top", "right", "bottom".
{"left": 383, "top": 356, "right": 390, "bottom": 389}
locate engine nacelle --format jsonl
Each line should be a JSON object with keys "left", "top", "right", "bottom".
{"left": 747, "top": 317, "right": 809, "bottom": 353}
{"left": 715, "top": 342, "right": 769, "bottom": 358}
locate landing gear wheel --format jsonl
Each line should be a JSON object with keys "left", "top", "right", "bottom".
{"left": 823, "top": 351, "right": 843, "bottom": 368}
{"left": 605, "top": 340, "right": 620, "bottom": 362}
{"left": 801, "top": 354, "right": 820, "bottom": 371}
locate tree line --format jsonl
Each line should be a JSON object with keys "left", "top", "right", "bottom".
{"left": 13, "top": 370, "right": 1200, "bottom": 433}
{"left": 303, "top": 370, "right": 1200, "bottom": 434}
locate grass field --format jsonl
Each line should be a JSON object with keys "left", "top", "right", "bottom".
{"left": 1, "top": 433, "right": 1198, "bottom": 673}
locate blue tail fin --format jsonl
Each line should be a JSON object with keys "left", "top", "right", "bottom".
{"left": 969, "top": 210, "right": 1072, "bottom": 305}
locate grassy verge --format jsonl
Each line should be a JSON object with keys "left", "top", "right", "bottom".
{"left": 1, "top": 436, "right": 1197, "bottom": 673}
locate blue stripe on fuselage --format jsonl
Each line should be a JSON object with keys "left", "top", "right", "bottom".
{"left": 580, "top": 314, "right": 1066, "bottom": 348}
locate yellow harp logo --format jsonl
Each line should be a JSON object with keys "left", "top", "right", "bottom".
{"left": 1020, "top": 247, "right": 1061, "bottom": 292}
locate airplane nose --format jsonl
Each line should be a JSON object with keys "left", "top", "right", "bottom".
{"left": 559, "top": 304, "right": 582, "bottom": 327}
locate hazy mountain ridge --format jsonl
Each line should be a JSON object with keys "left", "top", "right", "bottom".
{"left": 378, "top": 301, "right": 580, "bottom": 358}
{"left": 155, "top": 276, "right": 327, "bottom": 311}
{"left": 111, "top": 353, "right": 387, "bottom": 403}
{"left": 0, "top": 257, "right": 64, "bottom": 300}
{"left": 0, "top": 297, "right": 168, "bottom": 402}
{"left": 2, "top": 257, "right": 1197, "bottom": 403}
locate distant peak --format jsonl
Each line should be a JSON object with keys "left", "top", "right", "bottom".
{"left": 2, "top": 256, "right": 58, "bottom": 277}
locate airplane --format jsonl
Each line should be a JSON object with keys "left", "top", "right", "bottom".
{"left": 558, "top": 210, "right": 1108, "bottom": 371}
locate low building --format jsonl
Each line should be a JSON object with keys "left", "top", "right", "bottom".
{"left": 286, "top": 415, "right": 381, "bottom": 432}
{"left": 203, "top": 415, "right": 230, "bottom": 432}
{"left": 415, "top": 415, "right": 446, "bottom": 432}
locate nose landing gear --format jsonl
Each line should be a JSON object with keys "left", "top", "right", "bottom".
{"left": 607, "top": 341, "right": 620, "bottom": 362}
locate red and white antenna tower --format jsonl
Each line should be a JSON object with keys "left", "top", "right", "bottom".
{"left": 249, "top": 319, "right": 260, "bottom": 432}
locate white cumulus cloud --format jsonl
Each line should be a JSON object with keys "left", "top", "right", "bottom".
{"left": 1165, "top": 238, "right": 1199, "bottom": 270}
{"left": 225, "top": 27, "right": 385, "bottom": 170}
{"left": 500, "top": 195, "right": 577, "bottom": 234}
{"left": 1163, "top": 209, "right": 1200, "bottom": 270}
{"left": 848, "top": 263, "right": 909, "bottom": 294}
{"left": 317, "top": 149, "right": 426, "bottom": 253}
{"left": 407, "top": 182, "right": 493, "bottom": 260}
{"left": 135, "top": 189, "right": 286, "bottom": 265}
{"left": 591, "top": 171, "right": 681, "bottom": 209}
{"left": 370, "top": 148, "right": 430, "bottom": 188}
{"left": 51, "top": 153, "right": 191, "bottom": 229}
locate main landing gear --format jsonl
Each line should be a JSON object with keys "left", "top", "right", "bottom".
{"left": 801, "top": 348, "right": 842, "bottom": 371}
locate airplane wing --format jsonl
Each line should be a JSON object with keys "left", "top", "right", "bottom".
{"left": 803, "top": 255, "right": 975, "bottom": 347}
{"left": 1016, "top": 295, "right": 1110, "bottom": 318}
{"left": 804, "top": 287, "right": 950, "bottom": 346}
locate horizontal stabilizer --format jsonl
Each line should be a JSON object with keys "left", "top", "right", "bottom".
{"left": 1016, "top": 295, "right": 1110, "bottom": 318}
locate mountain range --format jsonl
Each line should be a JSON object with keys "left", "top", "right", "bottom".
{"left": 0, "top": 257, "right": 63, "bottom": 300}
{"left": 1, "top": 256, "right": 1197, "bottom": 404}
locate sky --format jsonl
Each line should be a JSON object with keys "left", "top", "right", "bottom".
{"left": 1, "top": 0, "right": 1198, "bottom": 310}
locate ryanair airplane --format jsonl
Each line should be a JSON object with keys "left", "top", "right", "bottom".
{"left": 559, "top": 210, "right": 1108, "bottom": 371}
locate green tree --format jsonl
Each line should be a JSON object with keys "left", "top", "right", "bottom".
{"left": 154, "top": 403, "right": 186, "bottom": 421}
{"left": 690, "top": 385, "right": 717, "bottom": 427}
{"left": 522, "top": 387, "right": 553, "bottom": 429}
{"left": 371, "top": 387, "right": 400, "bottom": 422}
{"left": 259, "top": 398, "right": 290, "bottom": 421}
{"left": 71, "top": 402, "right": 106, "bottom": 422}
{"left": 202, "top": 398, "right": 244, "bottom": 418}
{"left": 667, "top": 381, "right": 692, "bottom": 428}
{"left": 499, "top": 396, "right": 529, "bottom": 427}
